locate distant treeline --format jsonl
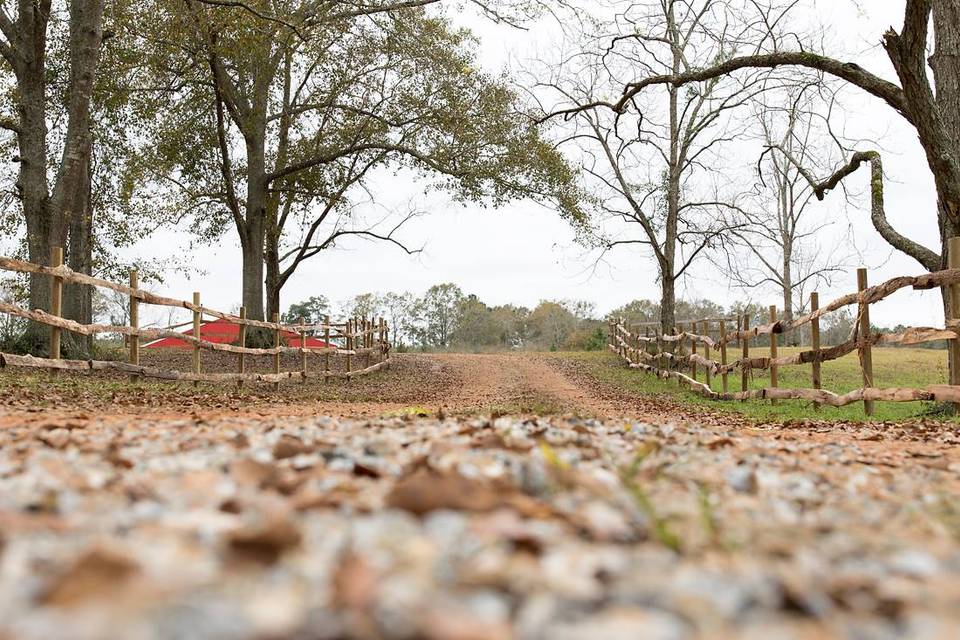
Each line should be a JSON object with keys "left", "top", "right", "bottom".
{"left": 278, "top": 286, "right": 937, "bottom": 352}
{"left": 0, "top": 276, "right": 937, "bottom": 354}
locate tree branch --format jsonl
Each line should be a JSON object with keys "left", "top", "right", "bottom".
{"left": 541, "top": 52, "right": 911, "bottom": 125}
{"left": 777, "top": 148, "right": 941, "bottom": 272}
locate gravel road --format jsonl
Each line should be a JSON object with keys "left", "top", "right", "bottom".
{"left": 0, "top": 353, "right": 958, "bottom": 639}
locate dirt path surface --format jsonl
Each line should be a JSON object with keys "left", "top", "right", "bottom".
{"left": 0, "top": 352, "right": 672, "bottom": 424}
{"left": 1, "top": 353, "right": 960, "bottom": 639}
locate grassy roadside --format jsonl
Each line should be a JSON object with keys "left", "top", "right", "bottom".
{"left": 556, "top": 348, "right": 960, "bottom": 423}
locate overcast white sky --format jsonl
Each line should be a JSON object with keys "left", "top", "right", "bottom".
{"left": 130, "top": 0, "right": 948, "bottom": 329}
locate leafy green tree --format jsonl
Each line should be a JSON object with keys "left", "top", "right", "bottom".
{"left": 489, "top": 304, "right": 531, "bottom": 348}
{"left": 345, "top": 294, "right": 383, "bottom": 321}
{"left": 283, "top": 296, "right": 330, "bottom": 327}
{"left": 414, "top": 283, "right": 464, "bottom": 348}
{"left": 564, "top": 324, "right": 607, "bottom": 351}
{"left": 607, "top": 299, "right": 661, "bottom": 325}
{"left": 528, "top": 300, "right": 577, "bottom": 351}
{"left": 453, "top": 295, "right": 500, "bottom": 348}
{"left": 129, "top": 1, "right": 583, "bottom": 327}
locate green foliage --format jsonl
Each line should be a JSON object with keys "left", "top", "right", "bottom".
{"left": 283, "top": 296, "right": 330, "bottom": 326}
{"left": 567, "top": 325, "right": 608, "bottom": 351}
{"left": 528, "top": 301, "right": 577, "bottom": 351}
{"left": 122, "top": 0, "right": 585, "bottom": 313}
{"left": 413, "top": 283, "right": 464, "bottom": 348}
{"left": 452, "top": 295, "right": 501, "bottom": 349}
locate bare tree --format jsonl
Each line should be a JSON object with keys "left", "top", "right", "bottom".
{"left": 537, "top": 0, "right": 787, "bottom": 332}
{"left": 380, "top": 291, "right": 415, "bottom": 348}
{"left": 548, "top": 1, "right": 960, "bottom": 316}
{"left": 716, "top": 81, "right": 852, "bottom": 342}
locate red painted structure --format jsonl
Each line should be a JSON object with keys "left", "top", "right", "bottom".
{"left": 144, "top": 318, "right": 331, "bottom": 349}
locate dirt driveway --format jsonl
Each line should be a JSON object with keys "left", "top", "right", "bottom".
{"left": 0, "top": 352, "right": 661, "bottom": 423}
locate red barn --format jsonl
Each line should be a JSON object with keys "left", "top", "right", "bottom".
{"left": 144, "top": 318, "right": 331, "bottom": 349}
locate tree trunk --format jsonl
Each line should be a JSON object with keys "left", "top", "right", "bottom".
{"left": 782, "top": 249, "right": 796, "bottom": 345}
{"left": 63, "top": 151, "right": 94, "bottom": 357}
{"left": 241, "top": 216, "right": 266, "bottom": 320}
{"left": 242, "top": 131, "right": 268, "bottom": 324}
{"left": 17, "top": 2, "right": 55, "bottom": 353}
{"left": 265, "top": 240, "right": 281, "bottom": 324}
{"left": 932, "top": 1, "right": 960, "bottom": 383}
{"left": 660, "top": 272, "right": 676, "bottom": 334}
{"left": 660, "top": 2, "right": 681, "bottom": 336}
{"left": 12, "top": 0, "right": 104, "bottom": 355}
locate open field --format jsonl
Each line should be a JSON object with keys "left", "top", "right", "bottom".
{"left": 567, "top": 347, "right": 957, "bottom": 423}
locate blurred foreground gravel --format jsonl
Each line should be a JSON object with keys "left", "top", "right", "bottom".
{"left": 1, "top": 412, "right": 959, "bottom": 639}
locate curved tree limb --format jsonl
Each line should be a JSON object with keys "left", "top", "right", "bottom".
{"left": 772, "top": 146, "right": 940, "bottom": 272}
{"left": 541, "top": 52, "right": 911, "bottom": 126}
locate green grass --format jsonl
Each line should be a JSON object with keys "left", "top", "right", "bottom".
{"left": 562, "top": 347, "right": 959, "bottom": 423}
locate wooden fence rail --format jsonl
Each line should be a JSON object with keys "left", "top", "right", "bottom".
{"left": 609, "top": 242, "right": 960, "bottom": 416}
{"left": 0, "top": 250, "right": 392, "bottom": 386}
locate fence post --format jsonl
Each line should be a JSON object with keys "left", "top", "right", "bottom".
{"left": 324, "top": 314, "right": 331, "bottom": 382}
{"left": 674, "top": 325, "right": 682, "bottom": 385}
{"left": 376, "top": 318, "right": 381, "bottom": 364}
{"left": 238, "top": 307, "right": 246, "bottom": 390}
{"left": 811, "top": 292, "right": 821, "bottom": 411}
{"left": 273, "top": 312, "right": 281, "bottom": 392}
{"left": 741, "top": 313, "right": 749, "bottom": 398}
{"left": 192, "top": 291, "right": 201, "bottom": 388}
{"left": 701, "top": 320, "right": 712, "bottom": 390}
{"left": 690, "top": 321, "right": 698, "bottom": 382}
{"left": 644, "top": 326, "right": 650, "bottom": 368}
{"left": 381, "top": 317, "right": 387, "bottom": 364}
{"left": 49, "top": 246, "right": 63, "bottom": 374}
{"left": 948, "top": 238, "right": 960, "bottom": 414}
{"left": 300, "top": 316, "right": 307, "bottom": 383}
{"left": 384, "top": 320, "right": 391, "bottom": 369}
{"left": 366, "top": 317, "right": 372, "bottom": 369}
{"left": 857, "top": 268, "right": 875, "bottom": 416}
{"left": 129, "top": 269, "right": 139, "bottom": 382}
{"left": 769, "top": 305, "right": 778, "bottom": 405}
{"left": 656, "top": 326, "right": 663, "bottom": 375}
{"left": 719, "top": 319, "right": 728, "bottom": 394}
{"left": 617, "top": 318, "right": 626, "bottom": 360}
{"left": 360, "top": 317, "right": 366, "bottom": 369}
{"left": 346, "top": 318, "right": 353, "bottom": 379}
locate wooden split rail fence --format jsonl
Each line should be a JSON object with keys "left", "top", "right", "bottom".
{"left": 0, "top": 249, "right": 391, "bottom": 386}
{"left": 609, "top": 239, "right": 960, "bottom": 416}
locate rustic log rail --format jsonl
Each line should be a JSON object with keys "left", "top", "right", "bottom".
{"left": 609, "top": 245, "right": 960, "bottom": 416}
{"left": 0, "top": 251, "right": 392, "bottom": 386}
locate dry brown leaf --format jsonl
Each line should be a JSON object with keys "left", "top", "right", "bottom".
{"left": 273, "top": 434, "right": 312, "bottom": 459}
{"left": 386, "top": 468, "right": 505, "bottom": 516}
{"left": 39, "top": 547, "right": 140, "bottom": 607}
{"left": 231, "top": 458, "right": 278, "bottom": 488}
{"left": 227, "top": 513, "right": 302, "bottom": 564}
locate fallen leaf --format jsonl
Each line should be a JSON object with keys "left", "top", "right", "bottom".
{"left": 39, "top": 547, "right": 140, "bottom": 606}
{"left": 273, "top": 434, "right": 312, "bottom": 459}
{"left": 386, "top": 468, "right": 505, "bottom": 515}
{"left": 228, "top": 513, "right": 302, "bottom": 564}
